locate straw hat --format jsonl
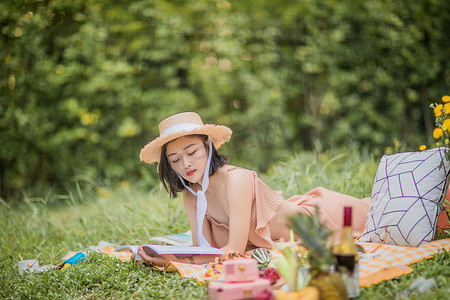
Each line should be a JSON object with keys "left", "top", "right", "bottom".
{"left": 140, "top": 112, "right": 232, "bottom": 163}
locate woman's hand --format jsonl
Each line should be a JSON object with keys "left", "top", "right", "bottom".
{"left": 131, "top": 246, "right": 176, "bottom": 267}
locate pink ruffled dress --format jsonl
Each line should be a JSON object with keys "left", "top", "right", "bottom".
{"left": 205, "top": 168, "right": 371, "bottom": 250}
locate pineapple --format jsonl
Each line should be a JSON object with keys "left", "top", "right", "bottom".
{"left": 289, "top": 213, "right": 348, "bottom": 300}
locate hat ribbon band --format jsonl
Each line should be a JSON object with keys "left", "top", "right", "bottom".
{"left": 160, "top": 123, "right": 202, "bottom": 137}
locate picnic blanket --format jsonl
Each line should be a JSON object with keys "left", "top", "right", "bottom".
{"left": 102, "top": 238, "right": 450, "bottom": 287}
{"left": 357, "top": 239, "right": 449, "bottom": 286}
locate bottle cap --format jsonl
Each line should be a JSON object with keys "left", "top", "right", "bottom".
{"left": 344, "top": 206, "right": 352, "bottom": 226}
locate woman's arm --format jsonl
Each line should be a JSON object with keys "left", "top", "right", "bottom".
{"left": 220, "top": 168, "right": 253, "bottom": 253}
{"left": 183, "top": 188, "right": 214, "bottom": 247}
{"left": 134, "top": 190, "right": 221, "bottom": 266}
{"left": 182, "top": 190, "right": 200, "bottom": 246}
{"left": 136, "top": 192, "right": 221, "bottom": 265}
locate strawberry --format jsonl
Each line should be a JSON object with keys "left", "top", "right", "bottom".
{"left": 259, "top": 267, "right": 281, "bottom": 285}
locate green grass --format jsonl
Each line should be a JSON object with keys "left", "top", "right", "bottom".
{"left": 1, "top": 148, "right": 449, "bottom": 299}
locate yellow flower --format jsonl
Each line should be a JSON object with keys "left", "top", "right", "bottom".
{"left": 121, "top": 180, "right": 130, "bottom": 189}
{"left": 419, "top": 145, "right": 427, "bottom": 151}
{"left": 434, "top": 104, "right": 443, "bottom": 117}
{"left": 445, "top": 103, "right": 450, "bottom": 115}
{"left": 443, "top": 119, "right": 450, "bottom": 131}
{"left": 442, "top": 95, "right": 450, "bottom": 103}
{"left": 95, "top": 187, "right": 111, "bottom": 198}
{"left": 433, "top": 128, "right": 444, "bottom": 139}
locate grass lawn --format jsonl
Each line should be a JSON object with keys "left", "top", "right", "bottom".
{"left": 1, "top": 148, "right": 449, "bottom": 299}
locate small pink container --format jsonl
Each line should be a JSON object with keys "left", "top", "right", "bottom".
{"left": 208, "top": 278, "right": 272, "bottom": 300}
{"left": 223, "top": 258, "right": 259, "bottom": 283}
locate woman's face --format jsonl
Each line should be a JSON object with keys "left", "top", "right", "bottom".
{"left": 165, "top": 136, "right": 208, "bottom": 184}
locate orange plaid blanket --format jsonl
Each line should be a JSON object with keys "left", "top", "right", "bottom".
{"left": 102, "top": 238, "right": 450, "bottom": 287}
{"left": 357, "top": 238, "right": 449, "bottom": 286}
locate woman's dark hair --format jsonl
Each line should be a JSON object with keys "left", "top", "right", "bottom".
{"left": 158, "top": 134, "right": 228, "bottom": 198}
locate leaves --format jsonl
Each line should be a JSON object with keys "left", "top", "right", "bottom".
{"left": 1, "top": 0, "right": 448, "bottom": 201}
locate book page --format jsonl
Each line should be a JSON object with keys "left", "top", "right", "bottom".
{"left": 115, "top": 245, "right": 145, "bottom": 260}
{"left": 150, "top": 230, "right": 193, "bottom": 246}
{"left": 115, "top": 245, "right": 139, "bottom": 254}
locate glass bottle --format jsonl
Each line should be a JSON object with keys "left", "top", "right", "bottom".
{"left": 333, "top": 206, "right": 360, "bottom": 298}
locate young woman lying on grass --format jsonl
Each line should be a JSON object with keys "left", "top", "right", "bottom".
{"left": 134, "top": 112, "right": 370, "bottom": 266}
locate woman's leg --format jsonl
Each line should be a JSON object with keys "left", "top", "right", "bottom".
{"left": 284, "top": 187, "right": 371, "bottom": 237}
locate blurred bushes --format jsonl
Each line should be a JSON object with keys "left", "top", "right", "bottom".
{"left": 0, "top": 0, "right": 448, "bottom": 201}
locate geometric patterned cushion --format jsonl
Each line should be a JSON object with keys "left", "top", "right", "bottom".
{"left": 359, "top": 147, "right": 450, "bottom": 246}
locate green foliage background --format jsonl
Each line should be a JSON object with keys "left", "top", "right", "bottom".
{"left": 1, "top": 0, "right": 449, "bottom": 200}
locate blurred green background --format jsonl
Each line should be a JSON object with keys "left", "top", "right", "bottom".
{"left": 1, "top": 0, "right": 448, "bottom": 202}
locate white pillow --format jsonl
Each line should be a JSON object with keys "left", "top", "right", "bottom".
{"left": 359, "top": 147, "right": 450, "bottom": 247}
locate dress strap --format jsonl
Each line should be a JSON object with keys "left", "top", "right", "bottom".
{"left": 226, "top": 166, "right": 241, "bottom": 172}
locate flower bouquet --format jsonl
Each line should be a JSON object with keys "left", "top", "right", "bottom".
{"left": 423, "top": 95, "right": 450, "bottom": 161}
{"left": 425, "top": 95, "right": 450, "bottom": 233}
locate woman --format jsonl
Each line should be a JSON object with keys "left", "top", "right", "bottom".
{"left": 135, "top": 112, "right": 370, "bottom": 266}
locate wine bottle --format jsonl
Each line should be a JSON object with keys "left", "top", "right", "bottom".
{"left": 333, "top": 206, "right": 360, "bottom": 298}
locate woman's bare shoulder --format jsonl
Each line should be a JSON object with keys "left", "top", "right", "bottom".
{"left": 224, "top": 165, "right": 253, "bottom": 187}
{"left": 223, "top": 166, "right": 253, "bottom": 206}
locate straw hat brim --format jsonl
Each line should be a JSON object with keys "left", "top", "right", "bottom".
{"left": 139, "top": 124, "right": 232, "bottom": 164}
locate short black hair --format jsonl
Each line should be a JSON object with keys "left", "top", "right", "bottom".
{"left": 158, "top": 134, "right": 228, "bottom": 198}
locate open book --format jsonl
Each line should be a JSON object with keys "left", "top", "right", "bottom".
{"left": 115, "top": 244, "right": 224, "bottom": 261}
{"left": 150, "top": 230, "right": 193, "bottom": 246}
